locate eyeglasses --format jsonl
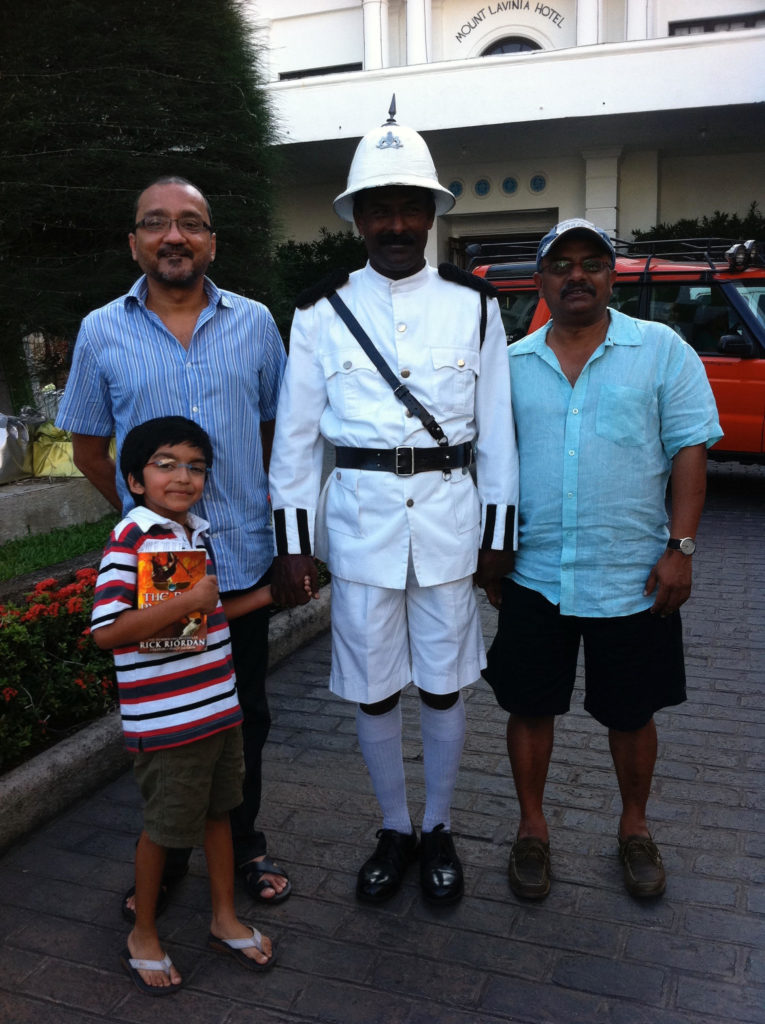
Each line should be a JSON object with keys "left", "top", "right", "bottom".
{"left": 542, "top": 258, "right": 612, "bottom": 275}
{"left": 134, "top": 216, "right": 212, "bottom": 235}
{"left": 147, "top": 459, "right": 209, "bottom": 477}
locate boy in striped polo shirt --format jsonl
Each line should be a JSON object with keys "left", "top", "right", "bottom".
{"left": 92, "top": 416, "right": 277, "bottom": 995}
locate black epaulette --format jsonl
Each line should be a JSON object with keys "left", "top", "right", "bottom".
{"left": 438, "top": 262, "right": 498, "bottom": 299}
{"left": 295, "top": 268, "right": 350, "bottom": 310}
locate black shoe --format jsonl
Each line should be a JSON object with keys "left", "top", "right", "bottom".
{"left": 356, "top": 827, "right": 419, "bottom": 904}
{"left": 419, "top": 824, "right": 464, "bottom": 905}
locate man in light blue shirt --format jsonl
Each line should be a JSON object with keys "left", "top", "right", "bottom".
{"left": 485, "top": 219, "right": 722, "bottom": 903}
{"left": 57, "top": 176, "right": 290, "bottom": 914}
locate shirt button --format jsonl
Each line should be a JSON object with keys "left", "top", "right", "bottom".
{"left": 572, "top": 408, "right": 579, "bottom": 414}
{"left": 569, "top": 450, "right": 575, "bottom": 456}
{"left": 457, "top": 358, "right": 465, "bottom": 368}
{"left": 405, "top": 409, "right": 413, "bottom": 417}
{"left": 343, "top": 360, "right": 352, "bottom": 369}
{"left": 336, "top": 472, "right": 342, "bottom": 480}
{"left": 406, "top": 498, "right": 414, "bottom": 507}
{"left": 400, "top": 369, "right": 411, "bottom": 378}
{"left": 567, "top": 492, "right": 574, "bottom": 498}
{"left": 397, "top": 323, "right": 407, "bottom": 333}
{"left": 192, "top": 406, "right": 199, "bottom": 412}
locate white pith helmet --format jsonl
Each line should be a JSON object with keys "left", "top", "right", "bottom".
{"left": 333, "top": 95, "right": 456, "bottom": 222}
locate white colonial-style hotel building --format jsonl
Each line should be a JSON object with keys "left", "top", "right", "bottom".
{"left": 249, "top": 0, "right": 764, "bottom": 265}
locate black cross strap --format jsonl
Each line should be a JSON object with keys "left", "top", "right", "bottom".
{"left": 326, "top": 291, "right": 448, "bottom": 445}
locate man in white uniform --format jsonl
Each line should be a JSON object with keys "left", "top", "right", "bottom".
{"left": 269, "top": 104, "right": 519, "bottom": 905}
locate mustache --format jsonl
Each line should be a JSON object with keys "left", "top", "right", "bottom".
{"left": 377, "top": 232, "right": 415, "bottom": 246}
{"left": 561, "top": 281, "right": 596, "bottom": 298}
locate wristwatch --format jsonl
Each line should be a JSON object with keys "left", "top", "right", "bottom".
{"left": 667, "top": 537, "right": 696, "bottom": 555}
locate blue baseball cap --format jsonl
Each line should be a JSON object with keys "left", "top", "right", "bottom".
{"left": 536, "top": 218, "right": 615, "bottom": 271}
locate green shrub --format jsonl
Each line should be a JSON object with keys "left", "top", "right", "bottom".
{"left": 0, "top": 569, "right": 116, "bottom": 771}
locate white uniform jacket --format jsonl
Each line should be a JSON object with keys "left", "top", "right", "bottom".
{"left": 269, "top": 262, "right": 519, "bottom": 589}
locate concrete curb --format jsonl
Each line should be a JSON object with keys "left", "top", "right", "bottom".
{"left": 0, "top": 586, "right": 331, "bottom": 853}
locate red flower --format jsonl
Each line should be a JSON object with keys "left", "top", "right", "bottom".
{"left": 2, "top": 687, "right": 18, "bottom": 702}
{"left": 33, "top": 578, "right": 58, "bottom": 595}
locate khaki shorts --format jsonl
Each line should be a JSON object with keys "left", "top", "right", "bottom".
{"left": 133, "top": 726, "right": 244, "bottom": 847}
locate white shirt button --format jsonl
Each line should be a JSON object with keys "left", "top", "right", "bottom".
{"left": 343, "top": 360, "right": 352, "bottom": 370}
{"left": 397, "top": 323, "right": 407, "bottom": 333}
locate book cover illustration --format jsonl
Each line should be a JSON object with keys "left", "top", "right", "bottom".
{"left": 136, "top": 545, "right": 208, "bottom": 652}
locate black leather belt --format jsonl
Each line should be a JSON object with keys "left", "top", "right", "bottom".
{"left": 335, "top": 441, "right": 473, "bottom": 476}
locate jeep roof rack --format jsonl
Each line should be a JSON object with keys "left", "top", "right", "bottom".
{"left": 467, "top": 237, "right": 763, "bottom": 272}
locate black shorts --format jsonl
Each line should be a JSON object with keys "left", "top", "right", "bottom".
{"left": 484, "top": 580, "right": 686, "bottom": 731}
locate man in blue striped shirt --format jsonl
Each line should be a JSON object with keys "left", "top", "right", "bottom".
{"left": 57, "top": 176, "right": 290, "bottom": 914}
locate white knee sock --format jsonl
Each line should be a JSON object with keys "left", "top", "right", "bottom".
{"left": 356, "top": 704, "right": 412, "bottom": 834}
{"left": 420, "top": 695, "right": 466, "bottom": 834}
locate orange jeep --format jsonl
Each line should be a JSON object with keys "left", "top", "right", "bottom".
{"left": 470, "top": 239, "right": 765, "bottom": 463}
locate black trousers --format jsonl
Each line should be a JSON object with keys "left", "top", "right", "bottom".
{"left": 163, "top": 575, "right": 271, "bottom": 880}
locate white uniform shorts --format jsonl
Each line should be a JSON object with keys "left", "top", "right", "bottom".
{"left": 328, "top": 565, "right": 486, "bottom": 705}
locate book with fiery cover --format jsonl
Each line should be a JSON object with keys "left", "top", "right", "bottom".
{"left": 136, "top": 542, "right": 208, "bottom": 652}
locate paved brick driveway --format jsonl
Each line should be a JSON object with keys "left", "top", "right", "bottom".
{"left": 1, "top": 461, "right": 763, "bottom": 1023}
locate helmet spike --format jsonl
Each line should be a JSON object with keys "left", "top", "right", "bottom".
{"left": 385, "top": 94, "right": 397, "bottom": 125}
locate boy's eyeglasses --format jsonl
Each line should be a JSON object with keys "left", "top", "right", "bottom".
{"left": 147, "top": 459, "right": 209, "bottom": 477}
{"left": 542, "top": 258, "right": 612, "bottom": 276}
{"left": 134, "top": 216, "right": 212, "bottom": 235}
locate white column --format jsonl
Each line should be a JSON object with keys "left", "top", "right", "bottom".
{"left": 582, "top": 148, "right": 622, "bottom": 238}
{"left": 407, "top": 0, "right": 431, "bottom": 65}
{"left": 362, "top": 0, "right": 390, "bottom": 70}
{"left": 577, "top": 0, "right": 603, "bottom": 45}
{"left": 625, "top": 0, "right": 650, "bottom": 41}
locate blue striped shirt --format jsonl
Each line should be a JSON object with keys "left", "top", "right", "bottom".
{"left": 57, "top": 276, "right": 286, "bottom": 590}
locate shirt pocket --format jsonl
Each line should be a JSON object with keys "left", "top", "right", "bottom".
{"left": 595, "top": 384, "right": 652, "bottom": 447}
{"left": 430, "top": 347, "right": 480, "bottom": 417}
{"left": 449, "top": 468, "right": 480, "bottom": 535}
{"left": 325, "top": 468, "right": 362, "bottom": 538}
{"left": 320, "top": 347, "right": 379, "bottom": 421}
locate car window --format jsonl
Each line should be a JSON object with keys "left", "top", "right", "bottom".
{"left": 498, "top": 291, "right": 539, "bottom": 343}
{"left": 647, "top": 282, "right": 744, "bottom": 355}
{"left": 608, "top": 283, "right": 642, "bottom": 319}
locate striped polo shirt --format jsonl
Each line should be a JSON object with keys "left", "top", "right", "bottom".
{"left": 92, "top": 506, "right": 242, "bottom": 753}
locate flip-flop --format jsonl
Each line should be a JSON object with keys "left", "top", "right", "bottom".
{"left": 120, "top": 883, "right": 169, "bottom": 924}
{"left": 121, "top": 862, "right": 189, "bottom": 923}
{"left": 238, "top": 856, "right": 292, "bottom": 905}
{"left": 207, "top": 926, "right": 276, "bottom": 972}
{"left": 119, "top": 948, "right": 183, "bottom": 996}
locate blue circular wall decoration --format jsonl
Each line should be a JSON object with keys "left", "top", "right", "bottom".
{"left": 529, "top": 173, "right": 547, "bottom": 194}
{"left": 448, "top": 179, "right": 464, "bottom": 199}
{"left": 474, "top": 178, "right": 491, "bottom": 198}
{"left": 502, "top": 176, "right": 518, "bottom": 195}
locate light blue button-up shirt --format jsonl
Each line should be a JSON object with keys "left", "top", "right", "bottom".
{"left": 509, "top": 309, "right": 722, "bottom": 616}
{"left": 57, "top": 276, "right": 286, "bottom": 591}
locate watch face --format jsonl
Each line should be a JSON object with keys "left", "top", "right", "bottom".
{"left": 679, "top": 537, "right": 696, "bottom": 555}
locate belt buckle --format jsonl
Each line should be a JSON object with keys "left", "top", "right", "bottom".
{"left": 395, "top": 445, "right": 415, "bottom": 476}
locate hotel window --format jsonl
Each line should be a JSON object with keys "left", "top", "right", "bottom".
{"left": 279, "top": 63, "right": 362, "bottom": 80}
{"left": 669, "top": 12, "right": 765, "bottom": 35}
{"left": 482, "top": 37, "right": 541, "bottom": 55}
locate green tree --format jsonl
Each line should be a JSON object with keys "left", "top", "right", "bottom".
{"left": 633, "top": 201, "right": 764, "bottom": 241}
{"left": 271, "top": 228, "right": 368, "bottom": 340}
{"left": 0, "top": 0, "right": 279, "bottom": 409}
